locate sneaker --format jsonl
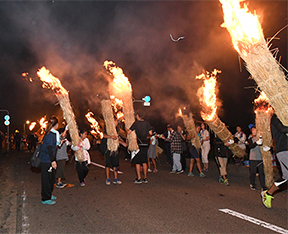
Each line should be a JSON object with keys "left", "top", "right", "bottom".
{"left": 224, "top": 179, "right": 229, "bottom": 186}
{"left": 176, "top": 170, "right": 184, "bottom": 174}
{"left": 250, "top": 184, "right": 256, "bottom": 191}
{"left": 113, "top": 179, "right": 122, "bottom": 185}
{"left": 261, "top": 190, "right": 274, "bottom": 208}
{"left": 188, "top": 172, "right": 194, "bottom": 177}
{"left": 147, "top": 168, "right": 152, "bottom": 173}
{"left": 106, "top": 179, "right": 111, "bottom": 185}
{"left": 199, "top": 172, "right": 206, "bottom": 178}
{"left": 51, "top": 195, "right": 57, "bottom": 200}
{"left": 153, "top": 169, "right": 158, "bottom": 173}
{"left": 142, "top": 178, "right": 148, "bottom": 184}
{"left": 42, "top": 200, "right": 56, "bottom": 205}
{"left": 133, "top": 179, "right": 142, "bottom": 184}
{"left": 56, "top": 182, "right": 66, "bottom": 189}
{"left": 170, "top": 170, "right": 176, "bottom": 174}
{"left": 219, "top": 178, "right": 224, "bottom": 184}
{"left": 80, "top": 182, "right": 85, "bottom": 187}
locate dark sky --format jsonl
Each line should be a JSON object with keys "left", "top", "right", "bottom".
{"left": 0, "top": 0, "right": 287, "bottom": 135}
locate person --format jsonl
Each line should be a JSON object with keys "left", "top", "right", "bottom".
{"left": 186, "top": 125, "right": 205, "bottom": 178}
{"left": 102, "top": 119, "right": 127, "bottom": 186}
{"left": 55, "top": 127, "right": 70, "bottom": 188}
{"left": 40, "top": 116, "right": 59, "bottom": 205}
{"left": 200, "top": 123, "right": 210, "bottom": 171}
{"left": 180, "top": 126, "right": 187, "bottom": 172}
{"left": 163, "top": 124, "right": 173, "bottom": 166}
{"left": 147, "top": 129, "right": 158, "bottom": 173}
{"left": 214, "top": 136, "right": 231, "bottom": 186}
{"left": 14, "top": 131, "right": 21, "bottom": 151}
{"left": 71, "top": 129, "right": 91, "bottom": 187}
{"left": 247, "top": 125, "right": 266, "bottom": 191}
{"left": 28, "top": 132, "right": 38, "bottom": 152}
{"left": 261, "top": 114, "right": 288, "bottom": 208}
{"left": 162, "top": 125, "right": 184, "bottom": 174}
{"left": 233, "top": 125, "right": 247, "bottom": 165}
{"left": 127, "top": 109, "right": 152, "bottom": 184}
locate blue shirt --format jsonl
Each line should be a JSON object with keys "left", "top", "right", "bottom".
{"left": 40, "top": 131, "right": 57, "bottom": 163}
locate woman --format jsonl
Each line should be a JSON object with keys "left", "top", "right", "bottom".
{"left": 71, "top": 130, "right": 91, "bottom": 187}
{"left": 200, "top": 123, "right": 210, "bottom": 171}
{"left": 40, "top": 116, "right": 59, "bottom": 205}
{"left": 56, "top": 127, "right": 70, "bottom": 188}
{"left": 147, "top": 130, "right": 158, "bottom": 173}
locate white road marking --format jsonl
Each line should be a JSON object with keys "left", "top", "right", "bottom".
{"left": 90, "top": 162, "right": 123, "bottom": 174}
{"left": 219, "top": 208, "right": 288, "bottom": 234}
{"left": 21, "top": 189, "right": 30, "bottom": 233}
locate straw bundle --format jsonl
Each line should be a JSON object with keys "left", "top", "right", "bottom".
{"left": 255, "top": 110, "right": 274, "bottom": 188}
{"left": 206, "top": 115, "right": 246, "bottom": 158}
{"left": 58, "top": 94, "right": 85, "bottom": 162}
{"left": 182, "top": 113, "right": 201, "bottom": 150}
{"left": 156, "top": 145, "right": 164, "bottom": 157}
{"left": 101, "top": 100, "right": 119, "bottom": 152}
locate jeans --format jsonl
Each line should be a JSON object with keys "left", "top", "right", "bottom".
{"left": 172, "top": 153, "right": 182, "bottom": 171}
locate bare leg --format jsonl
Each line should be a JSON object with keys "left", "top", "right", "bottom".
{"left": 57, "top": 178, "right": 61, "bottom": 184}
{"left": 113, "top": 167, "right": 118, "bottom": 180}
{"left": 142, "top": 163, "right": 148, "bottom": 178}
{"left": 147, "top": 159, "right": 151, "bottom": 170}
{"left": 105, "top": 167, "right": 110, "bottom": 180}
{"left": 136, "top": 164, "right": 141, "bottom": 180}
{"left": 268, "top": 184, "right": 279, "bottom": 195}
{"left": 189, "top": 159, "right": 195, "bottom": 173}
{"left": 152, "top": 159, "right": 157, "bottom": 170}
{"left": 196, "top": 158, "right": 203, "bottom": 173}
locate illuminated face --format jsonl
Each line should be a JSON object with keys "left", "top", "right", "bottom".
{"left": 196, "top": 126, "right": 201, "bottom": 133}
{"left": 81, "top": 131, "right": 88, "bottom": 139}
{"left": 251, "top": 127, "right": 257, "bottom": 136}
{"left": 177, "top": 126, "right": 182, "bottom": 132}
{"left": 201, "top": 123, "right": 205, "bottom": 130}
{"left": 236, "top": 126, "right": 241, "bottom": 133}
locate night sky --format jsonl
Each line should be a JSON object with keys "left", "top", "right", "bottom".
{"left": 0, "top": 1, "right": 287, "bottom": 136}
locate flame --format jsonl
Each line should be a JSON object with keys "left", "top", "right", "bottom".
{"left": 22, "top": 72, "right": 34, "bottom": 82}
{"left": 219, "top": 0, "right": 264, "bottom": 54}
{"left": 178, "top": 108, "right": 183, "bottom": 116}
{"left": 110, "top": 95, "right": 123, "bottom": 112}
{"left": 38, "top": 116, "right": 48, "bottom": 134}
{"left": 36, "top": 66, "right": 68, "bottom": 95}
{"left": 116, "top": 111, "right": 124, "bottom": 121}
{"left": 29, "top": 122, "right": 37, "bottom": 131}
{"left": 254, "top": 91, "right": 273, "bottom": 113}
{"left": 85, "top": 111, "right": 103, "bottom": 139}
{"left": 196, "top": 69, "right": 221, "bottom": 121}
{"left": 104, "top": 61, "right": 132, "bottom": 94}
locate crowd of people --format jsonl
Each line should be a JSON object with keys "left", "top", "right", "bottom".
{"left": 3, "top": 109, "right": 286, "bottom": 209}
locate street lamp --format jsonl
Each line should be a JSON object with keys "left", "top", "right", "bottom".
{"left": 24, "top": 120, "right": 30, "bottom": 134}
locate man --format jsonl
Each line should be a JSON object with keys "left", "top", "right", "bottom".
{"left": 261, "top": 114, "right": 288, "bottom": 208}
{"left": 163, "top": 124, "right": 173, "bottom": 166}
{"left": 127, "top": 110, "right": 152, "bottom": 184}
{"left": 162, "top": 125, "right": 184, "bottom": 174}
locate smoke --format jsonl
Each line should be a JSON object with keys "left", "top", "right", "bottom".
{"left": 1, "top": 1, "right": 286, "bottom": 133}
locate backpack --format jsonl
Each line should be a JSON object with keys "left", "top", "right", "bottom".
{"left": 30, "top": 139, "right": 47, "bottom": 168}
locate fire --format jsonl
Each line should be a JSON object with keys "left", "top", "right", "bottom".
{"left": 196, "top": 69, "right": 221, "bottom": 121}
{"left": 85, "top": 111, "right": 103, "bottom": 139}
{"left": 29, "top": 122, "right": 37, "bottom": 131}
{"left": 39, "top": 117, "right": 48, "bottom": 132}
{"left": 104, "top": 61, "right": 132, "bottom": 94}
{"left": 22, "top": 72, "right": 33, "bottom": 82}
{"left": 219, "top": 0, "right": 264, "bottom": 54}
{"left": 254, "top": 91, "right": 273, "bottom": 113}
{"left": 110, "top": 95, "right": 123, "bottom": 112}
{"left": 178, "top": 108, "right": 183, "bottom": 116}
{"left": 116, "top": 111, "right": 124, "bottom": 121}
{"left": 37, "top": 66, "right": 68, "bottom": 95}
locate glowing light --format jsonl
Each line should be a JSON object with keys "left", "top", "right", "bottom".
{"left": 85, "top": 111, "right": 103, "bottom": 139}
{"left": 29, "top": 122, "right": 37, "bottom": 131}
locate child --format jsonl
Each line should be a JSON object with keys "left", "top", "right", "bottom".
{"left": 56, "top": 127, "right": 70, "bottom": 188}
{"left": 147, "top": 130, "right": 158, "bottom": 173}
{"left": 71, "top": 130, "right": 91, "bottom": 187}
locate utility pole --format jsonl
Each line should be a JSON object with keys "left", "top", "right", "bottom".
{"left": 0, "top": 109, "right": 10, "bottom": 152}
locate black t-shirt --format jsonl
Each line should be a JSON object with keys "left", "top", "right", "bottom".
{"left": 130, "top": 120, "right": 152, "bottom": 145}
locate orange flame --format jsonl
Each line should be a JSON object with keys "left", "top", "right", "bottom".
{"left": 38, "top": 116, "right": 48, "bottom": 134}
{"left": 254, "top": 91, "right": 273, "bottom": 113}
{"left": 220, "top": 0, "right": 264, "bottom": 54}
{"left": 29, "top": 122, "right": 37, "bottom": 131}
{"left": 104, "top": 61, "right": 132, "bottom": 94}
{"left": 196, "top": 69, "right": 221, "bottom": 121}
{"left": 85, "top": 111, "right": 103, "bottom": 139}
{"left": 36, "top": 66, "right": 68, "bottom": 95}
{"left": 116, "top": 111, "right": 124, "bottom": 121}
{"left": 178, "top": 108, "right": 183, "bottom": 116}
{"left": 110, "top": 95, "right": 123, "bottom": 112}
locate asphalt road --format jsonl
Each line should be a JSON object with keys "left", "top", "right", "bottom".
{"left": 0, "top": 148, "right": 287, "bottom": 233}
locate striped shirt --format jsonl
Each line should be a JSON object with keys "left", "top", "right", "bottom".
{"left": 167, "top": 131, "right": 183, "bottom": 154}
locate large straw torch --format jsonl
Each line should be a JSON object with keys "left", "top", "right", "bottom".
{"left": 254, "top": 92, "right": 274, "bottom": 188}
{"left": 101, "top": 100, "right": 119, "bottom": 153}
{"left": 37, "top": 66, "right": 85, "bottom": 162}
{"left": 104, "top": 61, "right": 139, "bottom": 152}
{"left": 220, "top": 0, "right": 288, "bottom": 126}
{"left": 196, "top": 69, "right": 246, "bottom": 158}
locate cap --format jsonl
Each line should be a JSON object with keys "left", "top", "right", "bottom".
{"left": 248, "top": 124, "right": 255, "bottom": 129}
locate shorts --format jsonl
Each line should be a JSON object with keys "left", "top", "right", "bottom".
{"left": 189, "top": 145, "right": 199, "bottom": 159}
{"left": 276, "top": 151, "right": 288, "bottom": 180}
{"left": 105, "top": 151, "right": 119, "bottom": 168}
{"left": 56, "top": 159, "right": 66, "bottom": 179}
{"left": 131, "top": 146, "right": 148, "bottom": 164}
